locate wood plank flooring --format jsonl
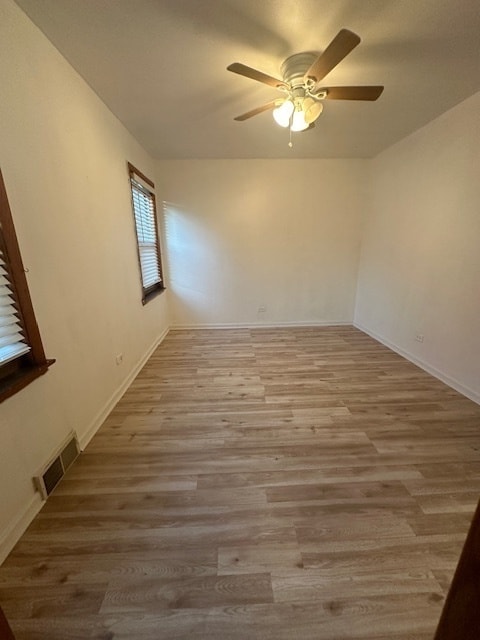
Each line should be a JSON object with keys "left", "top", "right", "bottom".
{"left": 1, "top": 326, "right": 479, "bottom": 639}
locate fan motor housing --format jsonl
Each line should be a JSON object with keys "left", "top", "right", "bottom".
{"left": 281, "top": 52, "right": 318, "bottom": 87}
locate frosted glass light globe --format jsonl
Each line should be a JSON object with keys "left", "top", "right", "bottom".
{"left": 303, "top": 97, "right": 324, "bottom": 124}
{"left": 290, "top": 108, "right": 309, "bottom": 132}
{"left": 273, "top": 100, "right": 294, "bottom": 127}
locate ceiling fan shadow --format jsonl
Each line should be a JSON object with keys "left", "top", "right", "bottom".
{"left": 156, "top": 0, "right": 290, "bottom": 57}
{"left": 189, "top": 84, "right": 260, "bottom": 121}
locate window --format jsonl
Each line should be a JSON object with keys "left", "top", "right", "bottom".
{"left": 0, "top": 169, "right": 54, "bottom": 403}
{"left": 128, "top": 163, "right": 164, "bottom": 304}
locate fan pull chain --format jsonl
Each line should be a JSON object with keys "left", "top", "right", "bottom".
{"left": 288, "top": 127, "right": 293, "bottom": 148}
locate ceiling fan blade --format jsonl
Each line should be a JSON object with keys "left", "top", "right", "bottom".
{"left": 227, "top": 63, "right": 287, "bottom": 89}
{"left": 305, "top": 29, "right": 361, "bottom": 83}
{"left": 234, "top": 100, "right": 278, "bottom": 121}
{"left": 323, "top": 86, "right": 384, "bottom": 101}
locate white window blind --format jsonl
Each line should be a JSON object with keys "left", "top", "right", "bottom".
{"left": 130, "top": 178, "right": 162, "bottom": 291}
{"left": 0, "top": 246, "right": 30, "bottom": 365}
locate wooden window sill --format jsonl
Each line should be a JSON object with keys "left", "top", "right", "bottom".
{"left": 0, "top": 358, "right": 55, "bottom": 403}
{"left": 142, "top": 285, "right": 166, "bottom": 305}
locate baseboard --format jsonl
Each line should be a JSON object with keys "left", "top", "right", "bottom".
{"left": 0, "top": 494, "right": 43, "bottom": 565}
{"left": 79, "top": 326, "right": 170, "bottom": 450}
{"left": 170, "top": 320, "right": 352, "bottom": 330}
{"left": 354, "top": 321, "right": 480, "bottom": 406}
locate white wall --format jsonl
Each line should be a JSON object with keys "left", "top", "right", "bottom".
{"left": 0, "top": 0, "right": 169, "bottom": 561}
{"left": 355, "top": 92, "right": 480, "bottom": 403}
{"left": 158, "top": 159, "right": 367, "bottom": 327}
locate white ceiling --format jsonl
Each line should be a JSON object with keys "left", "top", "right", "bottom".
{"left": 14, "top": 0, "right": 480, "bottom": 159}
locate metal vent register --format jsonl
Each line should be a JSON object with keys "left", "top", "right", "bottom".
{"left": 34, "top": 432, "right": 80, "bottom": 499}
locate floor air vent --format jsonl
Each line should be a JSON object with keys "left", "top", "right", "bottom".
{"left": 34, "top": 432, "right": 80, "bottom": 499}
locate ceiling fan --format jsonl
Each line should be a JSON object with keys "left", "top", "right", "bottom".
{"left": 227, "top": 29, "right": 383, "bottom": 134}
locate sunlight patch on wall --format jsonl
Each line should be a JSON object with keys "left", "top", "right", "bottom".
{"left": 162, "top": 201, "right": 215, "bottom": 321}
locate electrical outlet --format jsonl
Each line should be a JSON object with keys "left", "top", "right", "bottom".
{"left": 115, "top": 353, "right": 123, "bottom": 365}
{"left": 258, "top": 305, "right": 266, "bottom": 313}
{"left": 415, "top": 334, "right": 424, "bottom": 343}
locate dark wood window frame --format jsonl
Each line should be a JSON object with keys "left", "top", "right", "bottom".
{"left": 0, "top": 169, "right": 54, "bottom": 403}
{"left": 127, "top": 162, "right": 165, "bottom": 305}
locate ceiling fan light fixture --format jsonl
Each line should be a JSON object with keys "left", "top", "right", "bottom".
{"left": 228, "top": 29, "right": 384, "bottom": 141}
{"left": 273, "top": 99, "right": 294, "bottom": 127}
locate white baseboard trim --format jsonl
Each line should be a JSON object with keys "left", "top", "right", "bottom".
{"left": 170, "top": 320, "right": 352, "bottom": 330}
{"left": 79, "top": 326, "right": 170, "bottom": 450}
{"left": 0, "top": 494, "right": 43, "bottom": 565}
{"left": 354, "top": 321, "right": 480, "bottom": 406}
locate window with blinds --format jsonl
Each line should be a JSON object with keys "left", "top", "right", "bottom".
{"left": 0, "top": 169, "right": 53, "bottom": 402}
{"left": 128, "top": 163, "right": 164, "bottom": 303}
{"left": 0, "top": 245, "right": 30, "bottom": 366}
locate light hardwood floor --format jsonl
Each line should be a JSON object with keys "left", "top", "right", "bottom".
{"left": 1, "top": 326, "right": 480, "bottom": 639}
